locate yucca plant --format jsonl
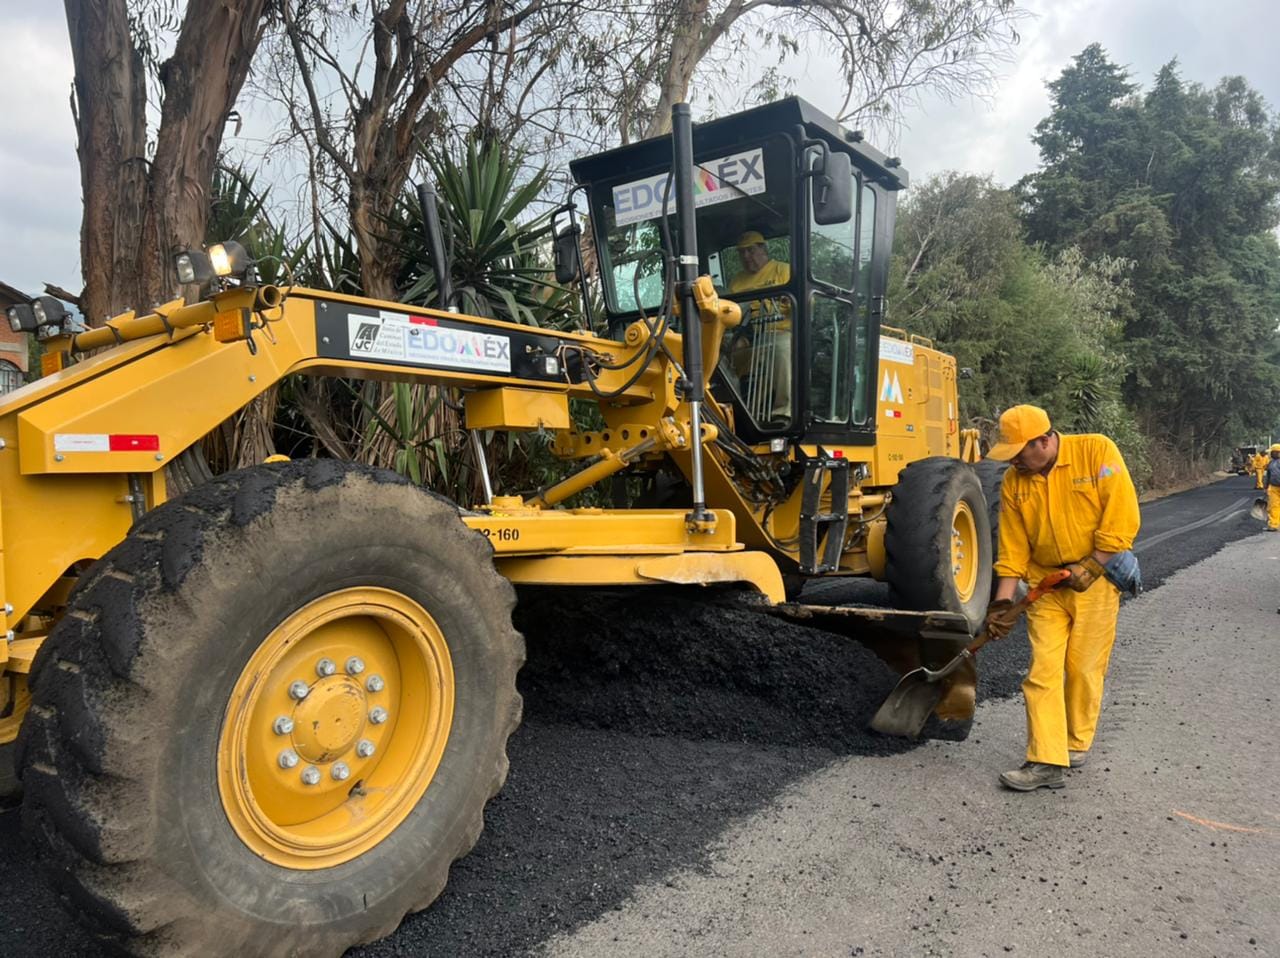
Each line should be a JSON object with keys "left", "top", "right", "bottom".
{"left": 396, "top": 138, "right": 582, "bottom": 329}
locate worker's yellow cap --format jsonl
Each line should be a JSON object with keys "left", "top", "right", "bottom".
{"left": 1271, "top": 443, "right": 1280, "bottom": 453}
{"left": 736, "top": 230, "right": 765, "bottom": 248}
{"left": 986, "top": 404, "right": 1052, "bottom": 461}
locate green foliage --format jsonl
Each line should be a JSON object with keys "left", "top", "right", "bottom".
{"left": 1019, "top": 45, "right": 1280, "bottom": 460}
{"left": 397, "top": 138, "right": 582, "bottom": 329}
{"left": 207, "top": 164, "right": 310, "bottom": 287}
{"left": 888, "top": 171, "right": 1151, "bottom": 487}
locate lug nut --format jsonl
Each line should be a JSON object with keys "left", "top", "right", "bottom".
{"left": 273, "top": 716, "right": 295, "bottom": 735}
{"left": 369, "top": 706, "right": 389, "bottom": 725}
{"left": 278, "top": 749, "right": 299, "bottom": 769}
{"left": 331, "top": 762, "right": 351, "bottom": 781}
{"left": 300, "top": 765, "right": 321, "bottom": 786}
{"left": 316, "top": 657, "right": 337, "bottom": 677}
{"left": 356, "top": 739, "right": 376, "bottom": 758}
{"left": 289, "top": 680, "right": 310, "bottom": 701}
{"left": 345, "top": 656, "right": 366, "bottom": 675}
{"left": 366, "top": 675, "right": 385, "bottom": 693}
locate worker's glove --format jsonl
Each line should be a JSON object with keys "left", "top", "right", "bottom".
{"left": 1103, "top": 550, "right": 1142, "bottom": 597}
{"left": 982, "top": 598, "right": 1021, "bottom": 640}
{"left": 1062, "top": 556, "right": 1106, "bottom": 592}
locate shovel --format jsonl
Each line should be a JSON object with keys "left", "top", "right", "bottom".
{"left": 870, "top": 569, "right": 1071, "bottom": 738}
{"left": 1251, "top": 498, "right": 1267, "bottom": 522}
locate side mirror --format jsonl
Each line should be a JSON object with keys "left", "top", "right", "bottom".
{"left": 959, "top": 367, "right": 975, "bottom": 380}
{"left": 812, "top": 151, "right": 853, "bottom": 225}
{"left": 553, "top": 225, "right": 581, "bottom": 284}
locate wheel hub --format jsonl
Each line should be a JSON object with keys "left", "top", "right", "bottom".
{"left": 290, "top": 677, "right": 367, "bottom": 762}
{"left": 217, "top": 587, "right": 454, "bottom": 869}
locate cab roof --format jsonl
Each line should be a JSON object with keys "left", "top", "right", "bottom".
{"left": 569, "top": 96, "right": 909, "bottom": 192}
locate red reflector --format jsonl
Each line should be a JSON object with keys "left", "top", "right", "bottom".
{"left": 833, "top": 450, "right": 844, "bottom": 458}
{"left": 109, "top": 434, "right": 160, "bottom": 452}
{"left": 409, "top": 315, "right": 438, "bottom": 326}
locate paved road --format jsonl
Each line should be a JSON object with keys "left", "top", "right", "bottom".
{"left": 0, "top": 475, "right": 1270, "bottom": 956}
{"left": 543, "top": 529, "right": 1280, "bottom": 957}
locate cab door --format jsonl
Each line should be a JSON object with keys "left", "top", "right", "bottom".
{"left": 802, "top": 169, "right": 885, "bottom": 447}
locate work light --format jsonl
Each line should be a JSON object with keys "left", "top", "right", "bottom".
{"left": 175, "top": 240, "right": 251, "bottom": 286}
{"left": 175, "top": 249, "right": 215, "bottom": 286}
{"left": 208, "top": 241, "right": 249, "bottom": 278}
{"left": 7, "top": 304, "right": 36, "bottom": 333}
{"left": 32, "top": 296, "right": 68, "bottom": 328}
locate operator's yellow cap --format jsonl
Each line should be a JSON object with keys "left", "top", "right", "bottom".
{"left": 986, "top": 404, "right": 1052, "bottom": 461}
{"left": 736, "top": 230, "right": 765, "bottom": 248}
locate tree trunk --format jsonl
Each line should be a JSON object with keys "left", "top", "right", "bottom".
{"left": 65, "top": 0, "right": 147, "bottom": 325}
{"left": 66, "top": 0, "right": 270, "bottom": 323}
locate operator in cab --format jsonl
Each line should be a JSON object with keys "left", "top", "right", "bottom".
{"left": 728, "top": 230, "right": 791, "bottom": 423}
{"left": 981, "top": 405, "right": 1142, "bottom": 793}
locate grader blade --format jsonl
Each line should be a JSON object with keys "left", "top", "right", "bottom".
{"left": 763, "top": 603, "right": 979, "bottom": 722}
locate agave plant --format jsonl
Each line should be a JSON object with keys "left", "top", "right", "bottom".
{"left": 396, "top": 138, "right": 583, "bottom": 329}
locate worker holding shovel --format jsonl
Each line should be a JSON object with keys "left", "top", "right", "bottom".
{"left": 982, "top": 405, "right": 1142, "bottom": 792}
{"left": 1264, "top": 444, "right": 1280, "bottom": 531}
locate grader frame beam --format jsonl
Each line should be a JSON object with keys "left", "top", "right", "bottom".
{"left": 0, "top": 281, "right": 776, "bottom": 665}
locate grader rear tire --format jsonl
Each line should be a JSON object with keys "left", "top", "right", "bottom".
{"left": 17, "top": 460, "right": 523, "bottom": 957}
{"left": 884, "top": 457, "right": 993, "bottom": 630}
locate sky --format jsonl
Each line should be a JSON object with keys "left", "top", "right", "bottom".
{"left": 1, "top": 0, "right": 1277, "bottom": 301}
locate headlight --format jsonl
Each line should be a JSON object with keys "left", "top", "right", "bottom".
{"left": 33, "top": 295, "right": 67, "bottom": 327}
{"left": 208, "top": 240, "right": 249, "bottom": 278}
{"left": 7, "top": 304, "right": 37, "bottom": 333}
{"left": 175, "top": 249, "right": 214, "bottom": 285}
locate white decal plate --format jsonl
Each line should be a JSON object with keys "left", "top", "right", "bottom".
{"left": 347, "top": 312, "right": 512, "bottom": 374}
{"left": 54, "top": 434, "right": 110, "bottom": 452}
{"left": 879, "top": 338, "right": 915, "bottom": 365}
{"left": 612, "top": 148, "right": 766, "bottom": 227}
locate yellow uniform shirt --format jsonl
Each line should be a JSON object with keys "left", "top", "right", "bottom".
{"left": 729, "top": 259, "right": 791, "bottom": 332}
{"left": 995, "top": 433, "right": 1141, "bottom": 583}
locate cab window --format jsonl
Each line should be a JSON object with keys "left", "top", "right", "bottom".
{"left": 592, "top": 135, "right": 795, "bottom": 317}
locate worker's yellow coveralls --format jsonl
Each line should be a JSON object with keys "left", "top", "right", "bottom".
{"left": 995, "top": 434, "right": 1141, "bottom": 767}
{"left": 1264, "top": 457, "right": 1280, "bottom": 531}
{"left": 1253, "top": 453, "right": 1268, "bottom": 490}
{"left": 729, "top": 259, "right": 792, "bottom": 419}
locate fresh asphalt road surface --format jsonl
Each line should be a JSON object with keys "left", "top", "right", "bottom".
{"left": 544, "top": 507, "right": 1279, "bottom": 957}
{"left": 0, "top": 475, "right": 1273, "bottom": 956}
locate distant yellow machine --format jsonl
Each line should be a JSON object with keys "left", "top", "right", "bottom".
{"left": 0, "top": 98, "right": 993, "bottom": 955}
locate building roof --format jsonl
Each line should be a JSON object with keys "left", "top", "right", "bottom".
{"left": 0, "top": 282, "right": 31, "bottom": 309}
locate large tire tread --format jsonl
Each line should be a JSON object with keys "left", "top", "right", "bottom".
{"left": 18, "top": 459, "right": 523, "bottom": 957}
{"left": 883, "top": 457, "right": 994, "bottom": 629}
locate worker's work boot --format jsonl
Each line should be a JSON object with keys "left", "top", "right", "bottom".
{"left": 999, "top": 762, "right": 1065, "bottom": 791}
{"left": 1068, "top": 750, "right": 1089, "bottom": 768}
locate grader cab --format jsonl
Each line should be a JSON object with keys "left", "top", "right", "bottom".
{"left": 0, "top": 98, "right": 993, "bottom": 955}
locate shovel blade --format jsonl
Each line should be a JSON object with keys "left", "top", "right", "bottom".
{"left": 869, "top": 667, "right": 947, "bottom": 738}
{"left": 1251, "top": 498, "right": 1267, "bottom": 522}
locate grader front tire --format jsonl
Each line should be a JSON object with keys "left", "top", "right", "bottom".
{"left": 17, "top": 460, "right": 523, "bottom": 956}
{"left": 884, "top": 457, "right": 994, "bottom": 631}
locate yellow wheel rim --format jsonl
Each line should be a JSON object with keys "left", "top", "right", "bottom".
{"left": 950, "top": 500, "right": 979, "bottom": 603}
{"left": 217, "top": 588, "right": 454, "bottom": 869}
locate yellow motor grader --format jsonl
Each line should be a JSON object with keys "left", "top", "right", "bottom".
{"left": 0, "top": 98, "right": 995, "bottom": 955}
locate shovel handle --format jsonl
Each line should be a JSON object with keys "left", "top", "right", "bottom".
{"left": 964, "top": 569, "right": 1072, "bottom": 655}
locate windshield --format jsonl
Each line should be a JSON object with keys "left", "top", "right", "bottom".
{"left": 591, "top": 135, "right": 795, "bottom": 315}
